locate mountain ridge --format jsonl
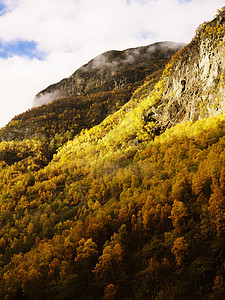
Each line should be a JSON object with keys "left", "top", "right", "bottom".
{"left": 33, "top": 41, "right": 185, "bottom": 107}
{"left": 0, "top": 41, "right": 183, "bottom": 153}
{"left": 127, "top": 7, "right": 225, "bottom": 137}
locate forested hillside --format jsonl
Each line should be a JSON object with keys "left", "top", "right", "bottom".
{"left": 0, "top": 42, "right": 182, "bottom": 149}
{"left": 0, "top": 6, "right": 225, "bottom": 300}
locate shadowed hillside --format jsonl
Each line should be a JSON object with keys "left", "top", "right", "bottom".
{"left": 0, "top": 42, "right": 183, "bottom": 154}
{"left": 34, "top": 41, "right": 185, "bottom": 106}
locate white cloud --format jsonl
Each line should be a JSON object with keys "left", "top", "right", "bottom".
{"left": 0, "top": 0, "right": 224, "bottom": 128}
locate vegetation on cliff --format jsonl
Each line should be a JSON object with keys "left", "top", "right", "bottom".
{"left": 0, "top": 42, "right": 177, "bottom": 152}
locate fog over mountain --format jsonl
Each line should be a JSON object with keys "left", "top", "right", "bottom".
{"left": 33, "top": 41, "right": 185, "bottom": 107}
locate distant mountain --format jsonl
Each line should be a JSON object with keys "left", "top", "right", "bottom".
{"left": 0, "top": 42, "right": 183, "bottom": 147}
{"left": 33, "top": 41, "right": 185, "bottom": 107}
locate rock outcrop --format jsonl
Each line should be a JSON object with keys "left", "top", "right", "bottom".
{"left": 141, "top": 9, "right": 225, "bottom": 135}
{"left": 33, "top": 42, "right": 185, "bottom": 107}
{"left": 1, "top": 42, "right": 184, "bottom": 143}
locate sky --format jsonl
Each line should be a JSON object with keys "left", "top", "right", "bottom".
{"left": 0, "top": 0, "right": 224, "bottom": 128}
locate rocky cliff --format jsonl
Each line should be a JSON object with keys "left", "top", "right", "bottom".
{"left": 0, "top": 42, "right": 183, "bottom": 143}
{"left": 33, "top": 41, "right": 185, "bottom": 107}
{"left": 140, "top": 9, "right": 225, "bottom": 135}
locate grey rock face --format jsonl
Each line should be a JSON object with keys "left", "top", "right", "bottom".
{"left": 33, "top": 42, "right": 185, "bottom": 107}
{"left": 142, "top": 12, "right": 225, "bottom": 134}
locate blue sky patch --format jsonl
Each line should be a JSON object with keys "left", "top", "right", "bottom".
{"left": 0, "top": 40, "right": 45, "bottom": 60}
{"left": 137, "top": 31, "right": 156, "bottom": 41}
{"left": 0, "top": 1, "right": 7, "bottom": 16}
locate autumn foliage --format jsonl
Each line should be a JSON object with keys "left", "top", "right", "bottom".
{"left": 0, "top": 8, "right": 225, "bottom": 299}
{"left": 0, "top": 113, "right": 224, "bottom": 299}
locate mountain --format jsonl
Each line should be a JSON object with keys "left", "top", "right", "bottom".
{"left": 0, "top": 42, "right": 183, "bottom": 147}
{"left": 0, "top": 7, "right": 225, "bottom": 300}
{"left": 138, "top": 11, "right": 225, "bottom": 135}
{"left": 33, "top": 41, "right": 185, "bottom": 106}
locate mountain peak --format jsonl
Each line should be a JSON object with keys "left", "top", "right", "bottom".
{"left": 33, "top": 41, "right": 185, "bottom": 107}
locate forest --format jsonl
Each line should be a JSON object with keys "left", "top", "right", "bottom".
{"left": 0, "top": 7, "right": 225, "bottom": 300}
{"left": 1, "top": 114, "right": 225, "bottom": 299}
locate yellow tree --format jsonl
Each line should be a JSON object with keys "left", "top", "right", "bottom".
{"left": 93, "top": 241, "right": 123, "bottom": 285}
{"left": 208, "top": 182, "right": 225, "bottom": 237}
{"left": 171, "top": 236, "right": 188, "bottom": 266}
{"left": 169, "top": 200, "right": 188, "bottom": 234}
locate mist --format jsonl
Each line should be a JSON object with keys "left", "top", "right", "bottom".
{"left": 33, "top": 91, "right": 63, "bottom": 107}
{"left": 0, "top": 0, "right": 223, "bottom": 127}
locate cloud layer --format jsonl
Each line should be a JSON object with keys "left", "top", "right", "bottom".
{"left": 0, "top": 0, "right": 224, "bottom": 127}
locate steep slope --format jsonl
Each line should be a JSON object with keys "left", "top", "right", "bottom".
{"left": 34, "top": 41, "right": 184, "bottom": 106}
{"left": 0, "top": 7, "right": 225, "bottom": 300}
{"left": 138, "top": 8, "right": 225, "bottom": 135}
{"left": 0, "top": 42, "right": 183, "bottom": 145}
